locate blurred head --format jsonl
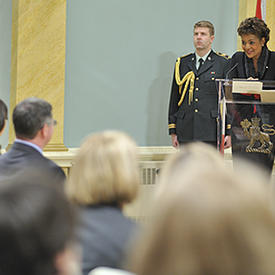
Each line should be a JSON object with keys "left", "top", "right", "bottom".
{"left": 13, "top": 97, "right": 56, "bottom": 144}
{"left": 129, "top": 143, "right": 275, "bottom": 275}
{"left": 66, "top": 131, "right": 139, "bottom": 207}
{"left": 238, "top": 17, "right": 270, "bottom": 60}
{"left": 0, "top": 180, "right": 76, "bottom": 275}
{"left": 193, "top": 21, "right": 214, "bottom": 53}
{"left": 0, "top": 99, "right": 8, "bottom": 134}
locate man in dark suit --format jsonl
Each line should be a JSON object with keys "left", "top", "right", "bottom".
{"left": 0, "top": 99, "right": 8, "bottom": 154}
{"left": 0, "top": 99, "right": 8, "bottom": 136}
{"left": 168, "top": 20, "right": 231, "bottom": 148}
{"left": 0, "top": 97, "right": 65, "bottom": 183}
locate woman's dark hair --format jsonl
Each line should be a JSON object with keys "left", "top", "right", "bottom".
{"left": 237, "top": 17, "right": 270, "bottom": 45}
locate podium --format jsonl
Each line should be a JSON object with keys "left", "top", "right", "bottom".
{"left": 217, "top": 79, "right": 275, "bottom": 173}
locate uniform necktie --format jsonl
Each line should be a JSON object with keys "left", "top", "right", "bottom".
{"left": 198, "top": 58, "right": 204, "bottom": 71}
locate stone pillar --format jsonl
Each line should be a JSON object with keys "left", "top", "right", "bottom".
{"left": 10, "top": 0, "right": 67, "bottom": 151}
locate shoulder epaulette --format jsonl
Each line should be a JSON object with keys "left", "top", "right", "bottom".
{"left": 178, "top": 53, "right": 192, "bottom": 60}
{"left": 216, "top": 52, "right": 229, "bottom": 59}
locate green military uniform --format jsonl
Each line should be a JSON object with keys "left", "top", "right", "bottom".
{"left": 168, "top": 50, "right": 230, "bottom": 143}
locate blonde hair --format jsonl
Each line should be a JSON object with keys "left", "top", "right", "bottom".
{"left": 129, "top": 143, "right": 275, "bottom": 275}
{"left": 66, "top": 131, "right": 139, "bottom": 206}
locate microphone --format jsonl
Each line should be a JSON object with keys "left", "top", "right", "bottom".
{"left": 225, "top": 62, "right": 238, "bottom": 80}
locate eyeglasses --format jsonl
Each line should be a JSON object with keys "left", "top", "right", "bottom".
{"left": 43, "top": 118, "right": 57, "bottom": 128}
{"left": 40, "top": 118, "right": 57, "bottom": 129}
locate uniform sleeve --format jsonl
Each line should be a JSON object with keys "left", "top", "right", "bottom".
{"left": 225, "top": 118, "right": 232, "bottom": 135}
{"left": 168, "top": 64, "right": 180, "bottom": 135}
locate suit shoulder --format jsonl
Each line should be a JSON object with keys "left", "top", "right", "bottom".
{"left": 45, "top": 158, "right": 66, "bottom": 182}
{"left": 45, "top": 156, "right": 65, "bottom": 172}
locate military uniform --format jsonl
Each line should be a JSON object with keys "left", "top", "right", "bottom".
{"left": 168, "top": 50, "right": 230, "bottom": 143}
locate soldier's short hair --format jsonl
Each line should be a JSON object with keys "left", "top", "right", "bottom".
{"left": 194, "top": 20, "right": 215, "bottom": 36}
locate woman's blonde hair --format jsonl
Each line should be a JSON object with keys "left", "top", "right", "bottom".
{"left": 66, "top": 131, "right": 139, "bottom": 206}
{"left": 129, "top": 142, "right": 275, "bottom": 275}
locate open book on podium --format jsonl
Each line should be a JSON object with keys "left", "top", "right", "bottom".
{"left": 216, "top": 79, "right": 275, "bottom": 154}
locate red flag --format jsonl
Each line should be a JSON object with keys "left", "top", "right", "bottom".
{"left": 256, "top": 0, "right": 266, "bottom": 20}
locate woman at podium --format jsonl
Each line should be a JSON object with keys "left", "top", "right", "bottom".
{"left": 229, "top": 17, "right": 275, "bottom": 81}
{"left": 228, "top": 17, "right": 275, "bottom": 174}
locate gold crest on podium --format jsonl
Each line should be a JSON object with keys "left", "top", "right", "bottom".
{"left": 240, "top": 117, "right": 275, "bottom": 154}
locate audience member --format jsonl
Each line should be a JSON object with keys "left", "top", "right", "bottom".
{"left": 0, "top": 97, "right": 65, "bottom": 183}
{"left": 128, "top": 143, "right": 275, "bottom": 275}
{"left": 0, "top": 179, "right": 79, "bottom": 275}
{"left": 0, "top": 99, "right": 8, "bottom": 154}
{"left": 0, "top": 99, "right": 8, "bottom": 135}
{"left": 66, "top": 131, "right": 140, "bottom": 275}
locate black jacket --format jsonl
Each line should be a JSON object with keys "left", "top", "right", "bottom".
{"left": 168, "top": 50, "right": 230, "bottom": 142}
{"left": 77, "top": 204, "right": 136, "bottom": 275}
{"left": 228, "top": 46, "right": 275, "bottom": 81}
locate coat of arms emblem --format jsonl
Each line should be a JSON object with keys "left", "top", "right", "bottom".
{"left": 240, "top": 117, "right": 275, "bottom": 154}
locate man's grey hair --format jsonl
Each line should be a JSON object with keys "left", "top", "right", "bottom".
{"left": 13, "top": 97, "right": 53, "bottom": 139}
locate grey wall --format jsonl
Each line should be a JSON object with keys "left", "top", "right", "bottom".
{"left": 0, "top": 1, "right": 239, "bottom": 148}
{"left": 65, "top": 0, "right": 239, "bottom": 147}
{"left": 0, "top": 0, "right": 12, "bottom": 148}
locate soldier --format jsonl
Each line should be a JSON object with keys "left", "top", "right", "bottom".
{"left": 168, "top": 20, "right": 231, "bottom": 148}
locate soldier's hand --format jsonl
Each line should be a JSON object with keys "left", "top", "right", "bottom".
{"left": 224, "top": 135, "right": 232, "bottom": 149}
{"left": 171, "top": 134, "right": 179, "bottom": 148}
